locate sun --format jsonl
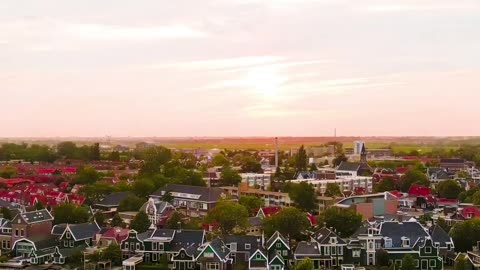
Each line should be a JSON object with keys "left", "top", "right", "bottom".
{"left": 245, "top": 67, "right": 286, "bottom": 98}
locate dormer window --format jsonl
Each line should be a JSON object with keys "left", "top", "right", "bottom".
{"left": 329, "top": 237, "right": 338, "bottom": 244}
{"left": 66, "top": 232, "right": 71, "bottom": 239}
{"left": 401, "top": 237, "right": 410, "bottom": 247}
{"left": 245, "top": 244, "right": 251, "bottom": 250}
{"left": 384, "top": 237, "right": 392, "bottom": 248}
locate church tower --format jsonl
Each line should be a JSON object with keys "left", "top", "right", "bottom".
{"left": 360, "top": 143, "right": 367, "bottom": 164}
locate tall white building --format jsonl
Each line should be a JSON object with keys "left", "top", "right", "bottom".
{"left": 354, "top": 141, "right": 365, "bottom": 155}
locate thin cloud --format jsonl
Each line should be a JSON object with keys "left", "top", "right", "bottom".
{"left": 63, "top": 23, "right": 207, "bottom": 41}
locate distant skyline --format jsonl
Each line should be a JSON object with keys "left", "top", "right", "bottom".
{"left": 2, "top": 0, "right": 480, "bottom": 137}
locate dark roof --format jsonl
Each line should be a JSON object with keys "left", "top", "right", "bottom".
{"left": 249, "top": 217, "right": 262, "bottom": 227}
{"left": 440, "top": 159, "right": 465, "bottom": 164}
{"left": 0, "top": 199, "right": 14, "bottom": 208}
{"left": 223, "top": 235, "right": 263, "bottom": 253}
{"left": 431, "top": 225, "right": 452, "bottom": 247}
{"left": 52, "top": 223, "right": 100, "bottom": 241}
{"left": 380, "top": 221, "right": 429, "bottom": 248}
{"left": 337, "top": 162, "right": 361, "bottom": 172}
{"left": 170, "top": 230, "right": 205, "bottom": 252}
{"left": 209, "top": 238, "right": 230, "bottom": 260}
{"left": 152, "top": 184, "right": 224, "bottom": 202}
{"left": 22, "top": 236, "right": 58, "bottom": 251}
{"left": 137, "top": 230, "right": 154, "bottom": 241}
{"left": 58, "top": 246, "right": 86, "bottom": 257}
{"left": 151, "top": 229, "right": 175, "bottom": 239}
{"left": 96, "top": 192, "right": 131, "bottom": 207}
{"left": 52, "top": 224, "right": 66, "bottom": 236}
{"left": 312, "top": 227, "right": 346, "bottom": 245}
{"left": 266, "top": 231, "right": 288, "bottom": 249}
{"left": 20, "top": 209, "right": 53, "bottom": 224}
{"left": 295, "top": 242, "right": 321, "bottom": 256}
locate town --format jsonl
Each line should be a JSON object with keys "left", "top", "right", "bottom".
{"left": 0, "top": 140, "right": 478, "bottom": 270}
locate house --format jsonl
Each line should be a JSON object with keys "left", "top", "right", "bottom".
{"left": 196, "top": 239, "right": 232, "bottom": 270}
{"left": 141, "top": 198, "right": 175, "bottom": 226}
{"left": 11, "top": 209, "right": 53, "bottom": 243}
{"left": 94, "top": 191, "right": 132, "bottom": 213}
{"left": 12, "top": 235, "right": 57, "bottom": 264}
{"left": 222, "top": 184, "right": 293, "bottom": 207}
{"left": 51, "top": 222, "right": 101, "bottom": 248}
{"left": 256, "top": 206, "right": 282, "bottom": 219}
{"left": 151, "top": 184, "right": 226, "bottom": 217}
{"left": 334, "top": 192, "right": 398, "bottom": 220}
{"left": 294, "top": 227, "right": 347, "bottom": 269}
{"left": 457, "top": 242, "right": 480, "bottom": 270}
{"left": 223, "top": 235, "right": 264, "bottom": 268}
{"left": 430, "top": 225, "right": 455, "bottom": 266}
{"left": 95, "top": 227, "right": 129, "bottom": 248}
{"left": 266, "top": 231, "right": 290, "bottom": 265}
{"left": 440, "top": 159, "right": 468, "bottom": 172}
{"left": 337, "top": 145, "right": 372, "bottom": 177}
{"left": 0, "top": 218, "right": 12, "bottom": 252}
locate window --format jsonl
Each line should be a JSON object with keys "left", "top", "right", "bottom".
{"left": 425, "top": 247, "right": 432, "bottom": 254}
{"left": 430, "top": 259, "right": 436, "bottom": 267}
{"left": 276, "top": 243, "right": 282, "bottom": 248}
{"left": 353, "top": 250, "right": 360, "bottom": 258}
{"left": 69, "top": 240, "right": 74, "bottom": 247}
{"left": 15, "top": 229, "right": 19, "bottom": 237}
{"left": 415, "top": 260, "right": 419, "bottom": 267}
{"left": 152, "top": 242, "right": 158, "bottom": 250}
{"left": 159, "top": 243, "right": 164, "bottom": 251}
{"left": 230, "top": 243, "right": 237, "bottom": 251}
{"left": 136, "top": 243, "right": 140, "bottom": 250}
{"left": 325, "top": 246, "right": 329, "bottom": 255}
{"left": 332, "top": 246, "right": 336, "bottom": 255}
{"left": 188, "top": 262, "right": 194, "bottom": 269}
{"left": 282, "top": 250, "right": 288, "bottom": 256}
{"left": 207, "top": 262, "right": 219, "bottom": 270}
{"left": 332, "top": 258, "right": 337, "bottom": 266}
{"left": 153, "top": 253, "right": 158, "bottom": 261}
{"left": 256, "top": 253, "right": 263, "bottom": 260}
{"left": 395, "top": 260, "right": 402, "bottom": 267}
{"left": 384, "top": 238, "right": 392, "bottom": 248}
{"left": 447, "top": 243, "right": 453, "bottom": 251}
{"left": 66, "top": 232, "right": 71, "bottom": 239}
{"left": 271, "top": 266, "right": 281, "bottom": 270}
{"left": 64, "top": 241, "right": 68, "bottom": 247}
{"left": 20, "top": 229, "right": 24, "bottom": 237}
{"left": 338, "top": 247, "right": 343, "bottom": 255}
{"left": 245, "top": 243, "right": 251, "bottom": 250}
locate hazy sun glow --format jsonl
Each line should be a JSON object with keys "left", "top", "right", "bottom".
{"left": 245, "top": 67, "right": 287, "bottom": 98}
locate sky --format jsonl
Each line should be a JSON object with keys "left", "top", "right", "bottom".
{"left": 2, "top": 0, "right": 480, "bottom": 137}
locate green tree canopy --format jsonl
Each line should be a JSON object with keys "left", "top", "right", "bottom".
{"left": 0, "top": 165, "right": 18, "bottom": 179}
{"left": 374, "top": 177, "right": 398, "bottom": 193}
{"left": 93, "top": 211, "right": 106, "bottom": 227}
{"left": 130, "top": 212, "right": 151, "bottom": 233}
{"left": 0, "top": 207, "right": 12, "bottom": 220}
{"left": 400, "top": 169, "right": 429, "bottom": 192}
{"left": 324, "top": 183, "right": 342, "bottom": 197}
{"left": 450, "top": 218, "right": 480, "bottom": 252}
{"left": 295, "top": 258, "right": 314, "bottom": 270}
{"left": 212, "top": 154, "right": 230, "bottom": 167}
{"left": 401, "top": 254, "right": 415, "bottom": 270}
{"left": 166, "top": 212, "right": 183, "bottom": 229}
{"left": 376, "top": 249, "right": 390, "bottom": 267}
{"left": 238, "top": 196, "right": 264, "bottom": 215}
{"left": 139, "top": 146, "right": 172, "bottom": 176}
{"left": 206, "top": 201, "right": 249, "bottom": 234}
{"left": 132, "top": 179, "right": 155, "bottom": 198}
{"left": 219, "top": 166, "right": 242, "bottom": 187}
{"left": 472, "top": 190, "right": 480, "bottom": 205}
{"left": 262, "top": 207, "right": 310, "bottom": 241}
{"left": 241, "top": 156, "right": 263, "bottom": 173}
{"left": 118, "top": 194, "right": 147, "bottom": 212}
{"left": 295, "top": 145, "right": 308, "bottom": 172}
{"left": 333, "top": 153, "right": 348, "bottom": 167}
{"left": 288, "top": 182, "right": 318, "bottom": 212}
{"left": 73, "top": 166, "right": 101, "bottom": 185}
{"left": 316, "top": 207, "right": 362, "bottom": 238}
{"left": 53, "top": 203, "right": 90, "bottom": 224}
{"left": 80, "top": 182, "right": 115, "bottom": 204}
{"left": 101, "top": 244, "right": 122, "bottom": 266}
{"left": 111, "top": 214, "right": 125, "bottom": 228}
{"left": 437, "top": 180, "right": 463, "bottom": 199}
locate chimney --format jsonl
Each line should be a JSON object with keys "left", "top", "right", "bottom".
{"left": 275, "top": 137, "right": 279, "bottom": 169}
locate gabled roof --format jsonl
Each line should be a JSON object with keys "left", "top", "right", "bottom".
{"left": 223, "top": 235, "right": 263, "bottom": 253}
{"left": 170, "top": 229, "right": 205, "bottom": 252}
{"left": 150, "top": 229, "right": 175, "bottom": 240}
{"left": 431, "top": 225, "right": 452, "bottom": 247}
{"left": 55, "top": 222, "right": 101, "bottom": 241}
{"left": 257, "top": 206, "right": 281, "bottom": 218}
{"left": 379, "top": 221, "right": 429, "bottom": 248}
{"left": 96, "top": 191, "right": 131, "bottom": 207}
{"left": 196, "top": 238, "right": 230, "bottom": 261}
{"left": 266, "top": 231, "right": 289, "bottom": 250}
{"left": 311, "top": 227, "right": 346, "bottom": 245}
{"left": 295, "top": 241, "right": 320, "bottom": 256}
{"left": 337, "top": 162, "right": 361, "bottom": 172}
{"left": 152, "top": 184, "right": 224, "bottom": 202}
{"left": 18, "top": 209, "right": 53, "bottom": 224}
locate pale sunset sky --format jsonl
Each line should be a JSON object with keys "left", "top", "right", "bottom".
{"left": 2, "top": 0, "right": 480, "bottom": 137}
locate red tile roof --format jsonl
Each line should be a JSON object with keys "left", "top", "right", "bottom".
{"left": 408, "top": 185, "right": 431, "bottom": 197}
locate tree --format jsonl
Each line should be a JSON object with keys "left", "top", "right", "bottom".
{"left": 262, "top": 207, "right": 310, "bottom": 241}
{"left": 80, "top": 182, "right": 115, "bottom": 204}
{"left": 295, "top": 258, "right": 313, "bottom": 270}
{"left": 93, "top": 211, "right": 106, "bottom": 227}
{"left": 450, "top": 218, "right": 480, "bottom": 252}
{"left": 295, "top": 145, "right": 308, "bottom": 172}
{"left": 109, "top": 151, "right": 121, "bottom": 162}
{"left": 400, "top": 169, "right": 429, "bottom": 192}
{"left": 57, "top": 141, "right": 77, "bottom": 159}
{"left": 401, "top": 254, "right": 415, "bottom": 270}
{"left": 0, "top": 207, "right": 12, "bottom": 220}
{"left": 455, "top": 254, "right": 467, "bottom": 270}
{"left": 437, "top": 180, "right": 463, "bottom": 199}
{"left": 0, "top": 165, "right": 18, "bottom": 179}
{"left": 333, "top": 153, "right": 348, "bottom": 167}
{"left": 308, "top": 163, "right": 317, "bottom": 172}
{"left": 130, "top": 212, "right": 151, "bottom": 233}
{"left": 436, "top": 218, "right": 450, "bottom": 233}
{"left": 212, "top": 154, "right": 230, "bottom": 167}
{"left": 241, "top": 156, "right": 263, "bottom": 173}
{"left": 220, "top": 166, "right": 242, "bottom": 187}
{"left": 139, "top": 146, "right": 172, "bottom": 176}
{"left": 376, "top": 249, "right": 390, "bottom": 267}
{"left": 176, "top": 169, "right": 206, "bottom": 186}
{"left": 111, "top": 214, "right": 125, "bottom": 228}
{"left": 472, "top": 190, "right": 480, "bottom": 205}
{"left": 132, "top": 179, "right": 155, "bottom": 198}
{"left": 73, "top": 166, "right": 101, "bottom": 185}
{"left": 374, "top": 177, "right": 397, "bottom": 193}
{"left": 206, "top": 201, "right": 249, "bottom": 234}
{"left": 239, "top": 196, "right": 264, "bottom": 215}
{"left": 288, "top": 182, "right": 318, "bottom": 212}
{"left": 54, "top": 203, "right": 90, "bottom": 224}
{"left": 324, "top": 183, "right": 342, "bottom": 197}
{"left": 118, "top": 194, "right": 146, "bottom": 212}
{"left": 162, "top": 192, "right": 174, "bottom": 204}
{"left": 90, "top": 143, "right": 101, "bottom": 161}
{"left": 166, "top": 212, "right": 183, "bottom": 229}
{"left": 316, "top": 207, "right": 362, "bottom": 237}
{"left": 34, "top": 201, "right": 44, "bottom": 211}
{"left": 102, "top": 244, "right": 122, "bottom": 266}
